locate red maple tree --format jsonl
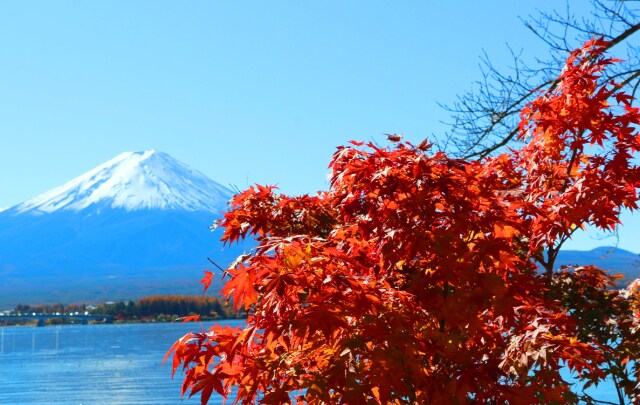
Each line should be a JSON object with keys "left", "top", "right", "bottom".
{"left": 166, "top": 39, "right": 640, "bottom": 404}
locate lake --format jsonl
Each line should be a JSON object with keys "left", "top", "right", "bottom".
{"left": 0, "top": 320, "right": 622, "bottom": 404}
{"left": 0, "top": 320, "right": 245, "bottom": 405}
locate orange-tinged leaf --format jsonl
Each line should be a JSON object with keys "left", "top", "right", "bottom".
{"left": 179, "top": 315, "right": 201, "bottom": 323}
{"left": 201, "top": 270, "right": 214, "bottom": 295}
{"left": 364, "top": 293, "right": 380, "bottom": 305}
{"left": 493, "top": 224, "right": 516, "bottom": 238}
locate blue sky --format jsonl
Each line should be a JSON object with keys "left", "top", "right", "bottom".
{"left": 0, "top": 1, "right": 637, "bottom": 252}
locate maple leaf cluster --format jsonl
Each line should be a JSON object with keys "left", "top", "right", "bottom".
{"left": 167, "top": 39, "right": 640, "bottom": 404}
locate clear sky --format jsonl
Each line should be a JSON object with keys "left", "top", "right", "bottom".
{"left": 0, "top": 1, "right": 637, "bottom": 253}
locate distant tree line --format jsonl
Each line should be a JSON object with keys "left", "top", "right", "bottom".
{"left": 92, "top": 295, "right": 237, "bottom": 320}
{"left": 13, "top": 302, "right": 88, "bottom": 316}
{"left": 7, "top": 295, "right": 239, "bottom": 323}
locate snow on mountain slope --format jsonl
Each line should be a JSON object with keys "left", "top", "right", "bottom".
{"left": 0, "top": 150, "right": 246, "bottom": 306}
{"left": 16, "top": 150, "right": 234, "bottom": 214}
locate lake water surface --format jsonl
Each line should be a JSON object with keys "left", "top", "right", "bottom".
{"left": 0, "top": 320, "right": 622, "bottom": 404}
{"left": 0, "top": 320, "right": 244, "bottom": 405}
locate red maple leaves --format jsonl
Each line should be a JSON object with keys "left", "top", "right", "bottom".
{"left": 166, "top": 39, "right": 640, "bottom": 404}
{"left": 200, "top": 271, "right": 213, "bottom": 296}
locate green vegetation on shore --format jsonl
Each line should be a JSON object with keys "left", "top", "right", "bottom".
{"left": 1, "top": 295, "right": 241, "bottom": 326}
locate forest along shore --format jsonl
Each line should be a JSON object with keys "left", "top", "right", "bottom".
{"left": 0, "top": 294, "right": 245, "bottom": 326}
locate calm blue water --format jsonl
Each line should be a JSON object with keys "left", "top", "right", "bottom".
{"left": 0, "top": 320, "right": 623, "bottom": 404}
{"left": 0, "top": 320, "right": 245, "bottom": 405}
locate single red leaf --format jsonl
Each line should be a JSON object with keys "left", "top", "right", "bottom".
{"left": 179, "top": 314, "right": 201, "bottom": 323}
{"left": 201, "top": 270, "right": 213, "bottom": 295}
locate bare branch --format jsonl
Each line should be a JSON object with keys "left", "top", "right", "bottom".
{"left": 441, "top": 0, "right": 640, "bottom": 158}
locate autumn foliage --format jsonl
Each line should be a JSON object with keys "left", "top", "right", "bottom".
{"left": 167, "top": 39, "right": 640, "bottom": 404}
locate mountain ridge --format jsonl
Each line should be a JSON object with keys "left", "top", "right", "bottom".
{"left": 0, "top": 150, "right": 246, "bottom": 308}
{"left": 13, "top": 150, "right": 233, "bottom": 214}
{"left": 556, "top": 246, "right": 639, "bottom": 285}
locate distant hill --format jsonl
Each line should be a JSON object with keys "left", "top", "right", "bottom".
{"left": 0, "top": 151, "right": 249, "bottom": 308}
{"left": 556, "top": 247, "right": 640, "bottom": 286}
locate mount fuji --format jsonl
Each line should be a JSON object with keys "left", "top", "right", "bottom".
{"left": 0, "top": 151, "right": 247, "bottom": 308}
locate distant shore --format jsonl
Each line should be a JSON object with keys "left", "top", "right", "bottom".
{"left": 1, "top": 294, "right": 244, "bottom": 327}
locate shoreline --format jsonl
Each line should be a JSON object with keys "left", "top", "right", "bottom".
{"left": 0, "top": 316, "right": 245, "bottom": 328}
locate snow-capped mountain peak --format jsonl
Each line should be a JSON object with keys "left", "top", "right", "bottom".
{"left": 16, "top": 150, "right": 233, "bottom": 214}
